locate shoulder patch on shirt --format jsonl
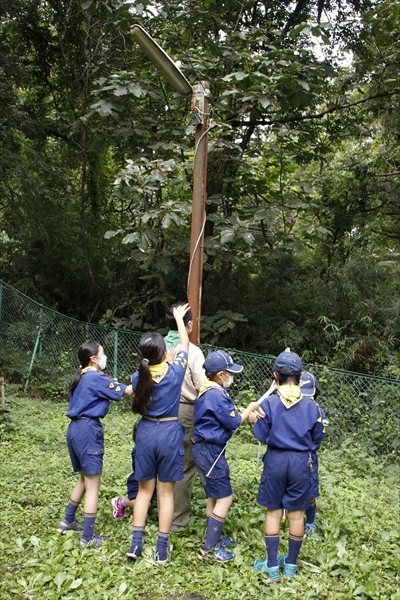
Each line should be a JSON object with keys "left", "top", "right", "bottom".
{"left": 115, "top": 386, "right": 121, "bottom": 392}
{"left": 174, "top": 351, "right": 187, "bottom": 368}
{"left": 109, "top": 382, "right": 115, "bottom": 389}
{"left": 229, "top": 410, "right": 236, "bottom": 417}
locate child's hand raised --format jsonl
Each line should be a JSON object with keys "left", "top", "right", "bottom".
{"left": 172, "top": 303, "right": 190, "bottom": 321}
{"left": 172, "top": 303, "right": 191, "bottom": 354}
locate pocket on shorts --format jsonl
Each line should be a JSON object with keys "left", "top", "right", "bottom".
{"left": 264, "top": 449, "right": 281, "bottom": 474}
{"left": 167, "top": 421, "right": 185, "bottom": 448}
{"left": 295, "top": 454, "right": 310, "bottom": 476}
{"left": 193, "top": 449, "right": 208, "bottom": 485}
{"left": 87, "top": 446, "right": 104, "bottom": 457}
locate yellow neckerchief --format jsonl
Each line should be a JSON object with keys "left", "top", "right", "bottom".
{"left": 81, "top": 366, "right": 99, "bottom": 374}
{"left": 277, "top": 384, "right": 303, "bottom": 409}
{"left": 198, "top": 379, "right": 223, "bottom": 398}
{"left": 149, "top": 361, "right": 169, "bottom": 383}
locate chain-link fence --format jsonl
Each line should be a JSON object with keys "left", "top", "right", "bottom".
{"left": 0, "top": 280, "right": 399, "bottom": 457}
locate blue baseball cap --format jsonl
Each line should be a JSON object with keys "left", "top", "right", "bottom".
{"left": 300, "top": 371, "right": 318, "bottom": 396}
{"left": 273, "top": 349, "right": 302, "bottom": 375}
{"left": 204, "top": 350, "right": 243, "bottom": 374}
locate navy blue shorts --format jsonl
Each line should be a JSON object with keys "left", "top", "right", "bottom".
{"left": 127, "top": 473, "right": 139, "bottom": 500}
{"left": 134, "top": 419, "right": 185, "bottom": 483}
{"left": 66, "top": 418, "right": 104, "bottom": 475}
{"left": 310, "top": 452, "right": 319, "bottom": 498}
{"left": 257, "top": 448, "right": 312, "bottom": 510}
{"left": 192, "top": 442, "right": 232, "bottom": 499}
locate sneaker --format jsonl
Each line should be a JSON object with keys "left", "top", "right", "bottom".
{"left": 305, "top": 522, "right": 317, "bottom": 536}
{"left": 111, "top": 497, "right": 126, "bottom": 519}
{"left": 219, "top": 535, "right": 237, "bottom": 548}
{"left": 213, "top": 545, "right": 235, "bottom": 563}
{"left": 57, "top": 518, "right": 83, "bottom": 534}
{"left": 198, "top": 544, "right": 235, "bottom": 563}
{"left": 126, "top": 544, "right": 142, "bottom": 560}
{"left": 79, "top": 533, "right": 108, "bottom": 548}
{"left": 278, "top": 554, "right": 297, "bottom": 578}
{"left": 254, "top": 559, "right": 281, "bottom": 582}
{"left": 155, "top": 548, "right": 169, "bottom": 564}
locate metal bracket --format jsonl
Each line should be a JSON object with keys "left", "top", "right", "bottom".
{"left": 191, "top": 82, "right": 210, "bottom": 125}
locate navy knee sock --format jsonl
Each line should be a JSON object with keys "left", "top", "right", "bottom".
{"left": 65, "top": 498, "right": 79, "bottom": 523}
{"left": 306, "top": 499, "right": 317, "bottom": 524}
{"left": 203, "top": 513, "right": 225, "bottom": 550}
{"left": 82, "top": 512, "right": 96, "bottom": 541}
{"left": 287, "top": 533, "right": 303, "bottom": 564}
{"left": 265, "top": 533, "right": 280, "bottom": 568}
{"left": 131, "top": 525, "right": 144, "bottom": 549}
{"left": 156, "top": 531, "right": 169, "bottom": 553}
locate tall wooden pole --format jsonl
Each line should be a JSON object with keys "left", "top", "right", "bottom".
{"left": 188, "top": 82, "right": 210, "bottom": 345}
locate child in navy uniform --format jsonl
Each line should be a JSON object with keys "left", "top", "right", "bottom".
{"left": 58, "top": 341, "right": 132, "bottom": 547}
{"left": 193, "top": 350, "right": 259, "bottom": 563}
{"left": 111, "top": 420, "right": 157, "bottom": 518}
{"left": 300, "top": 371, "right": 329, "bottom": 536}
{"left": 126, "top": 304, "right": 190, "bottom": 564}
{"left": 253, "top": 350, "right": 327, "bottom": 582}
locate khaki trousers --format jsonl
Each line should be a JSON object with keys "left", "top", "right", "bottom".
{"left": 172, "top": 402, "right": 197, "bottom": 527}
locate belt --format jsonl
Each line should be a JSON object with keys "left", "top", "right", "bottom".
{"left": 143, "top": 416, "right": 178, "bottom": 422}
{"left": 71, "top": 416, "right": 100, "bottom": 422}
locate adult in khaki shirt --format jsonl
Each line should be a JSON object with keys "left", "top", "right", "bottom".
{"left": 165, "top": 302, "right": 206, "bottom": 531}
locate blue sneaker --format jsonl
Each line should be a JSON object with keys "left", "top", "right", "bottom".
{"left": 198, "top": 544, "right": 235, "bottom": 563}
{"left": 254, "top": 558, "right": 280, "bottom": 582}
{"left": 305, "top": 522, "right": 317, "bottom": 536}
{"left": 213, "top": 545, "right": 235, "bottom": 563}
{"left": 219, "top": 535, "right": 237, "bottom": 548}
{"left": 126, "top": 544, "right": 142, "bottom": 560}
{"left": 278, "top": 554, "right": 297, "bottom": 578}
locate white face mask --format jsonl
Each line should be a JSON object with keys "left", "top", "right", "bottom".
{"left": 222, "top": 373, "right": 234, "bottom": 388}
{"left": 96, "top": 355, "right": 107, "bottom": 370}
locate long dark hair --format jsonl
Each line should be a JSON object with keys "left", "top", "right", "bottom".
{"left": 69, "top": 341, "right": 100, "bottom": 392}
{"left": 132, "top": 333, "right": 166, "bottom": 415}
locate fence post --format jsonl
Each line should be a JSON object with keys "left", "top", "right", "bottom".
{"left": 0, "top": 376, "right": 4, "bottom": 410}
{"left": 114, "top": 329, "right": 118, "bottom": 380}
{"left": 24, "top": 305, "right": 43, "bottom": 393}
{"left": 0, "top": 283, "right": 2, "bottom": 324}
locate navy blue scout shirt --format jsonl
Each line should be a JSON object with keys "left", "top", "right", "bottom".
{"left": 254, "top": 391, "right": 326, "bottom": 451}
{"left": 67, "top": 368, "right": 127, "bottom": 419}
{"left": 131, "top": 350, "right": 188, "bottom": 418}
{"left": 194, "top": 383, "right": 242, "bottom": 445}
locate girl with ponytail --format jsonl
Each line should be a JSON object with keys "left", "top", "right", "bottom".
{"left": 126, "top": 304, "right": 190, "bottom": 564}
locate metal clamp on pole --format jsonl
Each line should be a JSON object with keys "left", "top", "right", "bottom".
{"left": 192, "top": 82, "right": 211, "bottom": 125}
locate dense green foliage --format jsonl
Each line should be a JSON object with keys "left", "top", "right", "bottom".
{"left": 0, "top": 395, "right": 399, "bottom": 599}
{"left": 0, "top": 0, "right": 399, "bottom": 374}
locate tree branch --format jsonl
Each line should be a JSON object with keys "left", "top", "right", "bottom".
{"left": 372, "top": 170, "right": 400, "bottom": 178}
{"left": 230, "top": 91, "right": 399, "bottom": 127}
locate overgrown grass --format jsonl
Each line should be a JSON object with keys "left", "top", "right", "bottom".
{"left": 0, "top": 396, "right": 399, "bottom": 600}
